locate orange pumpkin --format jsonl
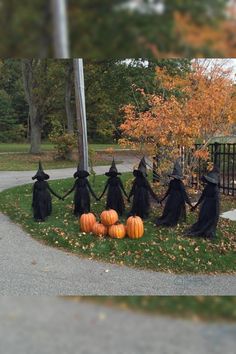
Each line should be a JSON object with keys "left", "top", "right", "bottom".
{"left": 108, "top": 223, "right": 126, "bottom": 239}
{"left": 100, "top": 209, "right": 118, "bottom": 226}
{"left": 80, "top": 213, "right": 96, "bottom": 233}
{"left": 92, "top": 222, "right": 108, "bottom": 237}
{"left": 126, "top": 216, "right": 144, "bottom": 239}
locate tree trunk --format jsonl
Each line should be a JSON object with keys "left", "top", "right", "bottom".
{"left": 30, "top": 114, "right": 42, "bottom": 154}
{"left": 65, "top": 60, "right": 74, "bottom": 133}
{"left": 21, "top": 59, "right": 42, "bottom": 154}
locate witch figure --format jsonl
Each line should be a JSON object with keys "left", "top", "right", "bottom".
{"left": 156, "top": 159, "right": 193, "bottom": 227}
{"left": 185, "top": 165, "right": 220, "bottom": 239}
{"left": 63, "top": 164, "right": 98, "bottom": 216}
{"left": 128, "top": 157, "right": 160, "bottom": 219}
{"left": 98, "top": 158, "right": 128, "bottom": 216}
{"left": 32, "top": 161, "right": 62, "bottom": 222}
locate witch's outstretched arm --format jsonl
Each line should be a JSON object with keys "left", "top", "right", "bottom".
{"left": 47, "top": 183, "right": 63, "bottom": 199}
{"left": 180, "top": 183, "right": 193, "bottom": 207}
{"left": 160, "top": 185, "right": 170, "bottom": 203}
{"left": 127, "top": 183, "right": 135, "bottom": 202}
{"left": 98, "top": 182, "right": 108, "bottom": 200}
{"left": 192, "top": 189, "right": 206, "bottom": 210}
{"left": 62, "top": 182, "right": 77, "bottom": 199}
{"left": 119, "top": 179, "right": 129, "bottom": 198}
{"left": 87, "top": 180, "right": 99, "bottom": 200}
{"left": 146, "top": 180, "right": 160, "bottom": 202}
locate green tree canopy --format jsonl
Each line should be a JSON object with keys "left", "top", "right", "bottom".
{"left": 0, "top": 58, "right": 191, "bottom": 143}
{"left": 0, "top": 0, "right": 229, "bottom": 57}
{"left": 0, "top": 89, "right": 17, "bottom": 142}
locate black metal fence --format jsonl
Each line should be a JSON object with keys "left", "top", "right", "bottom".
{"left": 153, "top": 142, "right": 236, "bottom": 196}
{"left": 183, "top": 142, "right": 236, "bottom": 196}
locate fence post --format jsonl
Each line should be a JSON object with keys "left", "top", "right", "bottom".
{"left": 213, "top": 142, "right": 220, "bottom": 166}
{"left": 233, "top": 144, "right": 235, "bottom": 196}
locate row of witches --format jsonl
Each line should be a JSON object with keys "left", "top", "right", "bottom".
{"left": 32, "top": 157, "right": 220, "bottom": 239}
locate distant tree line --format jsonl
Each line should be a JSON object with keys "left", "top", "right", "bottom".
{"left": 0, "top": 58, "right": 191, "bottom": 153}
{"left": 0, "top": 0, "right": 231, "bottom": 58}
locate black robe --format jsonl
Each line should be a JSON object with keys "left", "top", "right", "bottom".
{"left": 128, "top": 175, "right": 158, "bottom": 219}
{"left": 99, "top": 176, "right": 128, "bottom": 216}
{"left": 32, "top": 180, "right": 60, "bottom": 221}
{"left": 64, "top": 177, "right": 97, "bottom": 216}
{"left": 185, "top": 182, "right": 220, "bottom": 239}
{"left": 156, "top": 179, "right": 191, "bottom": 227}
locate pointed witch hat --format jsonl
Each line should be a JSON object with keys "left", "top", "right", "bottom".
{"left": 32, "top": 161, "right": 50, "bottom": 180}
{"left": 133, "top": 157, "right": 147, "bottom": 177}
{"left": 105, "top": 158, "right": 121, "bottom": 177}
{"left": 168, "top": 159, "right": 183, "bottom": 180}
{"left": 202, "top": 165, "right": 220, "bottom": 185}
{"left": 73, "top": 162, "right": 90, "bottom": 178}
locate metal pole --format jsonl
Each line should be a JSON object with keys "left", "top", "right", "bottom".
{"left": 51, "top": 0, "right": 69, "bottom": 58}
{"left": 74, "top": 58, "right": 89, "bottom": 171}
{"left": 51, "top": 2, "right": 88, "bottom": 169}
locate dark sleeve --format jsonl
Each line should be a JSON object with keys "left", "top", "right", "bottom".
{"left": 63, "top": 181, "right": 77, "bottom": 198}
{"left": 195, "top": 186, "right": 207, "bottom": 207}
{"left": 180, "top": 182, "right": 192, "bottom": 206}
{"left": 119, "top": 179, "right": 129, "bottom": 198}
{"left": 160, "top": 185, "right": 171, "bottom": 203}
{"left": 87, "top": 180, "right": 98, "bottom": 199}
{"left": 47, "top": 183, "right": 62, "bottom": 199}
{"left": 128, "top": 182, "right": 135, "bottom": 200}
{"left": 98, "top": 181, "right": 109, "bottom": 199}
{"left": 146, "top": 179, "right": 159, "bottom": 201}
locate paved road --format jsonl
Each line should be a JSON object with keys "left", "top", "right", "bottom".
{"left": 221, "top": 209, "right": 236, "bottom": 221}
{"left": 0, "top": 163, "right": 135, "bottom": 192}
{"left": 0, "top": 166, "right": 235, "bottom": 295}
{"left": 0, "top": 298, "right": 235, "bottom": 354}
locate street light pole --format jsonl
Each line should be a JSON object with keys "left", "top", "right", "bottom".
{"left": 74, "top": 59, "right": 89, "bottom": 171}
{"left": 51, "top": 0, "right": 69, "bottom": 58}
{"left": 51, "top": 1, "right": 88, "bottom": 170}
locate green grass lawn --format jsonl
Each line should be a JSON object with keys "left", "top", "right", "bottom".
{"left": 0, "top": 143, "right": 55, "bottom": 153}
{"left": 89, "top": 143, "right": 122, "bottom": 150}
{"left": 0, "top": 151, "right": 122, "bottom": 171}
{"left": 0, "top": 173, "right": 235, "bottom": 274}
{"left": 74, "top": 296, "right": 236, "bottom": 322}
{"left": 0, "top": 143, "right": 123, "bottom": 170}
{"left": 0, "top": 142, "right": 121, "bottom": 153}
{"left": 0, "top": 153, "right": 76, "bottom": 170}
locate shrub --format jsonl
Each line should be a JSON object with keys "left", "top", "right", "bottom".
{"left": 49, "top": 121, "right": 77, "bottom": 160}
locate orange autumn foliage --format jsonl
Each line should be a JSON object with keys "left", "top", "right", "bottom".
{"left": 120, "top": 61, "right": 236, "bottom": 157}
{"left": 145, "top": 4, "right": 236, "bottom": 58}
{"left": 194, "top": 149, "right": 210, "bottom": 161}
{"left": 174, "top": 8, "right": 236, "bottom": 57}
